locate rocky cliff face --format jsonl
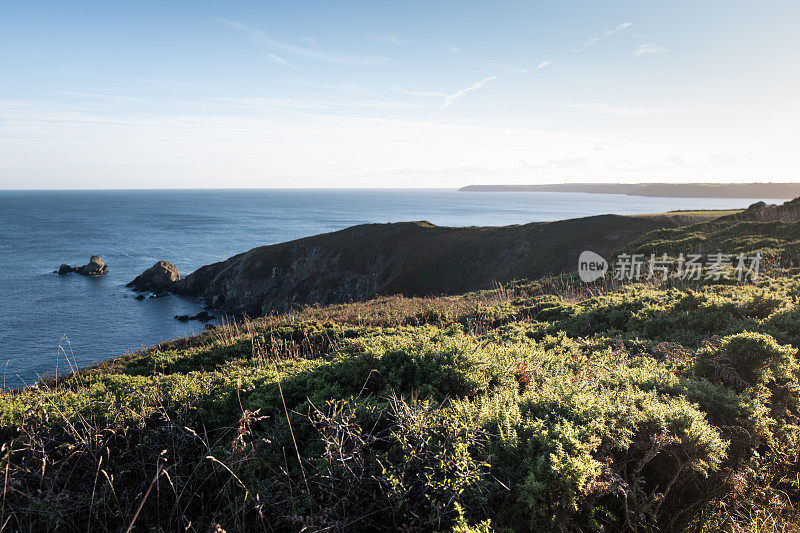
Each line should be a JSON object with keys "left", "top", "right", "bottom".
{"left": 133, "top": 212, "right": 708, "bottom": 316}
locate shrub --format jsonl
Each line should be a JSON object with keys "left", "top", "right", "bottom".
{"left": 694, "top": 332, "right": 798, "bottom": 390}
{"left": 4, "top": 274, "right": 800, "bottom": 531}
{"left": 765, "top": 305, "right": 800, "bottom": 348}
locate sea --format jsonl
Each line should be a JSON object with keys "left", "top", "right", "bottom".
{"left": 0, "top": 189, "right": 788, "bottom": 388}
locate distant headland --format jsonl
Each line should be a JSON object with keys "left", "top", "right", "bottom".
{"left": 459, "top": 182, "right": 800, "bottom": 198}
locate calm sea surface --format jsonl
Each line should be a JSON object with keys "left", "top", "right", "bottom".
{"left": 0, "top": 189, "right": 787, "bottom": 387}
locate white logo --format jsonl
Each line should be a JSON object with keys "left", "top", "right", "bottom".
{"left": 578, "top": 251, "right": 608, "bottom": 283}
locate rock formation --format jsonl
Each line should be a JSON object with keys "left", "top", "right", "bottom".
{"left": 174, "top": 311, "right": 214, "bottom": 322}
{"left": 77, "top": 255, "right": 108, "bottom": 276}
{"left": 58, "top": 264, "right": 76, "bottom": 275}
{"left": 57, "top": 255, "right": 108, "bottom": 276}
{"left": 126, "top": 261, "right": 180, "bottom": 293}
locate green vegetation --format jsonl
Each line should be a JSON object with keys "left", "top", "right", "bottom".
{"left": 626, "top": 198, "right": 800, "bottom": 259}
{"left": 3, "top": 271, "right": 800, "bottom": 531}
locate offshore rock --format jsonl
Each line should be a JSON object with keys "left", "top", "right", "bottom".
{"left": 76, "top": 255, "right": 108, "bottom": 276}
{"left": 174, "top": 311, "right": 215, "bottom": 322}
{"left": 127, "top": 260, "right": 180, "bottom": 292}
{"left": 58, "top": 256, "right": 108, "bottom": 276}
{"left": 58, "top": 264, "right": 76, "bottom": 275}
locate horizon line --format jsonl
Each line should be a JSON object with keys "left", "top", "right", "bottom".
{"left": 4, "top": 180, "right": 800, "bottom": 192}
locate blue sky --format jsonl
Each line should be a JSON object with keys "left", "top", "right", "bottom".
{"left": 2, "top": 0, "right": 799, "bottom": 188}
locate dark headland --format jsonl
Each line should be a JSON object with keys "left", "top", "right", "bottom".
{"left": 129, "top": 210, "right": 725, "bottom": 317}
{"left": 129, "top": 197, "right": 800, "bottom": 317}
{"left": 460, "top": 182, "right": 800, "bottom": 198}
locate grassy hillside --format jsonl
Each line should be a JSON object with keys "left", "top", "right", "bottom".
{"left": 627, "top": 198, "right": 800, "bottom": 262}
{"left": 4, "top": 270, "right": 800, "bottom": 531}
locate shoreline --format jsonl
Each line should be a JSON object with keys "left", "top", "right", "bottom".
{"left": 459, "top": 182, "right": 800, "bottom": 198}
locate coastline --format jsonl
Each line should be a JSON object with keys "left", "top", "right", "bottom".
{"left": 459, "top": 182, "right": 800, "bottom": 198}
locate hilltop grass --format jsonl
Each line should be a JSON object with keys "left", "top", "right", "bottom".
{"left": 2, "top": 269, "right": 800, "bottom": 532}
{"left": 626, "top": 202, "right": 800, "bottom": 262}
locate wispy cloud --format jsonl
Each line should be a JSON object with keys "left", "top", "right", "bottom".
{"left": 536, "top": 60, "right": 553, "bottom": 70}
{"left": 441, "top": 76, "right": 498, "bottom": 109}
{"left": 493, "top": 63, "right": 530, "bottom": 74}
{"left": 582, "top": 37, "right": 600, "bottom": 48}
{"left": 634, "top": 42, "right": 668, "bottom": 56}
{"left": 268, "top": 54, "right": 289, "bottom": 66}
{"left": 581, "top": 21, "right": 633, "bottom": 48}
{"left": 371, "top": 34, "right": 404, "bottom": 45}
{"left": 220, "top": 18, "right": 391, "bottom": 66}
{"left": 613, "top": 22, "right": 632, "bottom": 32}
{"left": 446, "top": 44, "right": 459, "bottom": 53}
{"left": 567, "top": 102, "right": 670, "bottom": 117}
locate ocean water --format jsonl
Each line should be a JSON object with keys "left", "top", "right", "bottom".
{"left": 0, "top": 189, "right": 787, "bottom": 388}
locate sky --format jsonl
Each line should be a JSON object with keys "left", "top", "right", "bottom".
{"left": 2, "top": 0, "right": 800, "bottom": 189}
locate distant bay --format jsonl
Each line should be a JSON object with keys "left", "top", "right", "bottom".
{"left": 0, "top": 188, "right": 789, "bottom": 387}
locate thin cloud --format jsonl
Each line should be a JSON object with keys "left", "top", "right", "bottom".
{"left": 582, "top": 37, "right": 601, "bottom": 48}
{"left": 536, "top": 60, "right": 553, "bottom": 70}
{"left": 582, "top": 21, "right": 633, "bottom": 47}
{"left": 219, "top": 18, "right": 391, "bottom": 66}
{"left": 371, "top": 34, "right": 404, "bottom": 45}
{"left": 441, "top": 76, "right": 498, "bottom": 109}
{"left": 634, "top": 42, "right": 668, "bottom": 56}
{"left": 268, "top": 54, "right": 289, "bottom": 66}
{"left": 447, "top": 44, "right": 459, "bottom": 53}
{"left": 493, "top": 63, "right": 530, "bottom": 74}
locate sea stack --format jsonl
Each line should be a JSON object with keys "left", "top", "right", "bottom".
{"left": 58, "top": 255, "right": 109, "bottom": 276}
{"left": 76, "top": 255, "right": 108, "bottom": 276}
{"left": 127, "top": 260, "right": 180, "bottom": 293}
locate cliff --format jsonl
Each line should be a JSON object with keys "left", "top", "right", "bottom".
{"left": 139, "top": 211, "right": 721, "bottom": 315}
